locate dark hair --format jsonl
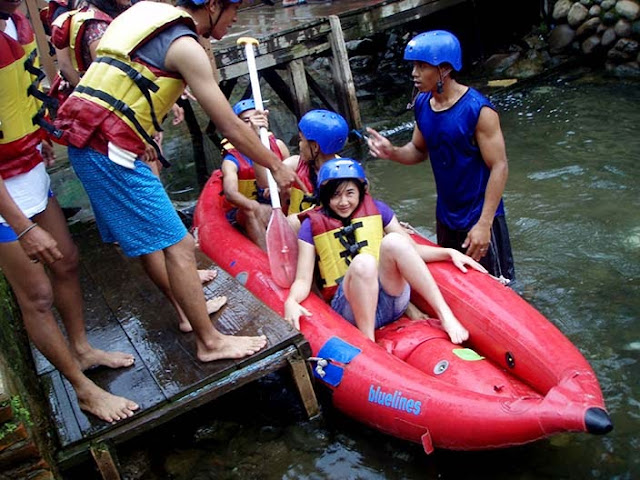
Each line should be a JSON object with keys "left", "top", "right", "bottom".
{"left": 318, "top": 178, "right": 366, "bottom": 222}
{"left": 84, "top": 0, "right": 127, "bottom": 18}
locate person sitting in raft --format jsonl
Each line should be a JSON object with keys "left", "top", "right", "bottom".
{"left": 283, "top": 109, "right": 349, "bottom": 219}
{"left": 283, "top": 158, "right": 487, "bottom": 344}
{"left": 221, "top": 98, "right": 290, "bottom": 250}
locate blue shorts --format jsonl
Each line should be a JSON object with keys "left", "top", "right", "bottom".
{"left": 0, "top": 190, "right": 54, "bottom": 243}
{"left": 68, "top": 146, "right": 187, "bottom": 257}
{"left": 330, "top": 280, "right": 411, "bottom": 330}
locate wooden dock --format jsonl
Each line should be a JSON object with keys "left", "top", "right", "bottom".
{"left": 211, "top": 0, "right": 467, "bottom": 129}
{"left": 30, "top": 225, "right": 317, "bottom": 475}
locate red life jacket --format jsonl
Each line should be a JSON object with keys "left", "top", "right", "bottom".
{"left": 0, "top": 12, "right": 48, "bottom": 179}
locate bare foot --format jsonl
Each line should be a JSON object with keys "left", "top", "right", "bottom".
{"left": 76, "top": 348, "right": 135, "bottom": 371}
{"left": 76, "top": 380, "right": 139, "bottom": 423}
{"left": 197, "top": 334, "right": 267, "bottom": 362}
{"left": 207, "top": 296, "right": 227, "bottom": 314}
{"left": 439, "top": 311, "right": 469, "bottom": 344}
{"left": 198, "top": 269, "right": 218, "bottom": 284}
{"left": 178, "top": 296, "right": 228, "bottom": 333}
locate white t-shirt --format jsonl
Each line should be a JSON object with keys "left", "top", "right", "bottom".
{"left": 0, "top": 18, "right": 51, "bottom": 224}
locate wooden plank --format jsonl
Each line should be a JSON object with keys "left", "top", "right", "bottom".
{"left": 39, "top": 371, "right": 83, "bottom": 446}
{"left": 287, "top": 353, "right": 319, "bottom": 419}
{"left": 286, "top": 59, "right": 311, "bottom": 118}
{"left": 24, "top": 0, "right": 56, "bottom": 83}
{"left": 56, "top": 346, "right": 302, "bottom": 469}
{"left": 90, "top": 443, "right": 121, "bottom": 480}
{"left": 328, "top": 15, "right": 362, "bottom": 130}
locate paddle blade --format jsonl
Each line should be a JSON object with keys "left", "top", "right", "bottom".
{"left": 266, "top": 208, "right": 298, "bottom": 288}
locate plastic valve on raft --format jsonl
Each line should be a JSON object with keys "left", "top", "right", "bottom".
{"left": 584, "top": 407, "right": 613, "bottom": 435}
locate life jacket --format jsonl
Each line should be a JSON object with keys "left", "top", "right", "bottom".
{"left": 0, "top": 12, "right": 59, "bottom": 179}
{"left": 59, "top": 1, "right": 194, "bottom": 166}
{"left": 302, "top": 194, "right": 384, "bottom": 301}
{"left": 288, "top": 158, "right": 318, "bottom": 215}
{"left": 51, "top": 7, "right": 113, "bottom": 74}
{"left": 221, "top": 133, "right": 284, "bottom": 205}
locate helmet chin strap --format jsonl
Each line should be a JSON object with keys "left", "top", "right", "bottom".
{"left": 0, "top": 13, "right": 10, "bottom": 20}
{"left": 436, "top": 66, "right": 445, "bottom": 94}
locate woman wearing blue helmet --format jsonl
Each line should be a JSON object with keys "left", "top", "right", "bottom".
{"left": 367, "top": 30, "right": 515, "bottom": 284}
{"left": 56, "top": 0, "right": 301, "bottom": 365}
{"left": 284, "top": 158, "right": 485, "bottom": 344}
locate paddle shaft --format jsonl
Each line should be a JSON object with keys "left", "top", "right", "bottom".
{"left": 240, "top": 40, "right": 281, "bottom": 209}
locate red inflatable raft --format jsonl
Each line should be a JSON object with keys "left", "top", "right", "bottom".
{"left": 193, "top": 170, "right": 612, "bottom": 452}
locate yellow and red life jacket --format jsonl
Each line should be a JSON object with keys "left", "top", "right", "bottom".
{"left": 221, "top": 133, "right": 283, "bottom": 206}
{"left": 0, "top": 11, "right": 55, "bottom": 179}
{"left": 288, "top": 158, "right": 318, "bottom": 215}
{"left": 302, "top": 194, "right": 384, "bottom": 301}
{"left": 51, "top": 7, "right": 113, "bottom": 74}
{"left": 56, "top": 1, "right": 194, "bottom": 165}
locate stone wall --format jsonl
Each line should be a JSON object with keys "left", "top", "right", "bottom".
{"left": 549, "top": 0, "right": 640, "bottom": 76}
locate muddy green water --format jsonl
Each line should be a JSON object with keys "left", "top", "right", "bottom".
{"left": 60, "top": 68, "right": 639, "bottom": 479}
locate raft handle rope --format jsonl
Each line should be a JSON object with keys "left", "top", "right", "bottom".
{"left": 307, "top": 356, "right": 331, "bottom": 378}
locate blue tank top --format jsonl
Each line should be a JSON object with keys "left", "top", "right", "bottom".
{"left": 414, "top": 87, "right": 505, "bottom": 231}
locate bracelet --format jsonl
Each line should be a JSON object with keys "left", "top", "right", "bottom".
{"left": 17, "top": 223, "right": 38, "bottom": 240}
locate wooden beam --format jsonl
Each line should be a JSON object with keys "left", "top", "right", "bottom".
{"left": 90, "top": 443, "right": 121, "bottom": 480}
{"left": 305, "top": 70, "right": 339, "bottom": 114}
{"left": 24, "top": 0, "right": 56, "bottom": 84}
{"left": 287, "top": 353, "right": 319, "bottom": 419}
{"left": 285, "top": 59, "right": 311, "bottom": 118}
{"left": 328, "top": 15, "right": 362, "bottom": 131}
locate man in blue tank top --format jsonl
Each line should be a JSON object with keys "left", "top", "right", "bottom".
{"left": 367, "top": 30, "right": 515, "bottom": 283}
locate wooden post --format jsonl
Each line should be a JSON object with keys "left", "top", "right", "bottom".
{"left": 24, "top": 0, "right": 57, "bottom": 84}
{"left": 288, "top": 354, "right": 319, "bottom": 419}
{"left": 328, "top": 15, "right": 362, "bottom": 131}
{"left": 90, "top": 443, "right": 121, "bottom": 480}
{"left": 286, "top": 59, "right": 311, "bottom": 118}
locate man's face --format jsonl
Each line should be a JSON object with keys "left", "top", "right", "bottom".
{"left": 210, "top": 1, "right": 240, "bottom": 40}
{"left": 0, "top": 0, "right": 23, "bottom": 18}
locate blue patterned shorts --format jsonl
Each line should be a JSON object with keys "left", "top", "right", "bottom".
{"left": 68, "top": 146, "right": 187, "bottom": 257}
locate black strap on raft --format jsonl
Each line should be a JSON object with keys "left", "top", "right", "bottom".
{"left": 334, "top": 221, "right": 368, "bottom": 266}
{"left": 94, "top": 56, "right": 164, "bottom": 134}
{"left": 75, "top": 85, "right": 170, "bottom": 167}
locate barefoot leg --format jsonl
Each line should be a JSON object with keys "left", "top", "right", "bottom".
{"left": 198, "top": 269, "right": 217, "bottom": 284}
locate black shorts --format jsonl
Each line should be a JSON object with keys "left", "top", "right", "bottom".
{"left": 436, "top": 215, "right": 516, "bottom": 282}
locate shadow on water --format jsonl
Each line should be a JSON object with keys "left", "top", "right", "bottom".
{"left": 60, "top": 67, "right": 639, "bottom": 479}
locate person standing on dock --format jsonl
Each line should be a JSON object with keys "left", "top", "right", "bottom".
{"left": 54, "top": 0, "right": 300, "bottom": 361}
{"left": 367, "top": 30, "right": 515, "bottom": 283}
{"left": 0, "top": 0, "right": 138, "bottom": 423}
{"left": 221, "top": 98, "right": 290, "bottom": 251}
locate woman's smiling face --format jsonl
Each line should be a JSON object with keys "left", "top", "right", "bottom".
{"left": 329, "top": 180, "right": 360, "bottom": 219}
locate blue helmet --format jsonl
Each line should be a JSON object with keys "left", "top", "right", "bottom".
{"left": 232, "top": 98, "right": 255, "bottom": 116}
{"left": 191, "top": 0, "right": 241, "bottom": 5}
{"left": 317, "top": 158, "right": 367, "bottom": 191}
{"left": 403, "top": 30, "right": 462, "bottom": 71}
{"left": 298, "top": 110, "right": 349, "bottom": 155}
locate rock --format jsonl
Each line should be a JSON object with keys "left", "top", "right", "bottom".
{"left": 615, "top": 37, "right": 640, "bottom": 53}
{"left": 568, "top": 3, "right": 590, "bottom": 27}
{"left": 505, "top": 58, "right": 545, "bottom": 78}
{"left": 614, "top": 18, "right": 633, "bottom": 36}
{"left": 634, "top": 19, "right": 640, "bottom": 35}
{"left": 349, "top": 55, "right": 374, "bottom": 71}
{"left": 581, "top": 34, "right": 602, "bottom": 54}
{"left": 483, "top": 52, "right": 521, "bottom": 73}
{"left": 549, "top": 24, "right": 577, "bottom": 53}
{"left": 553, "top": 0, "right": 574, "bottom": 20}
{"left": 601, "top": 0, "right": 616, "bottom": 10}
{"left": 616, "top": 0, "right": 640, "bottom": 20}
{"left": 602, "top": 10, "right": 619, "bottom": 26}
{"left": 580, "top": 0, "right": 594, "bottom": 6}
{"left": 589, "top": 5, "right": 602, "bottom": 16}
{"left": 609, "top": 60, "right": 640, "bottom": 75}
{"left": 601, "top": 27, "right": 618, "bottom": 46}
{"left": 577, "top": 17, "right": 601, "bottom": 37}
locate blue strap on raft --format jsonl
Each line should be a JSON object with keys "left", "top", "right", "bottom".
{"left": 315, "top": 336, "right": 362, "bottom": 387}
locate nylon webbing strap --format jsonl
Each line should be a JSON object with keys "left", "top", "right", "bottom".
{"left": 335, "top": 221, "right": 367, "bottom": 265}
{"left": 94, "top": 56, "right": 163, "bottom": 133}
{"left": 75, "top": 85, "right": 170, "bottom": 168}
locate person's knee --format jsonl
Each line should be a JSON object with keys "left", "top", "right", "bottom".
{"left": 349, "top": 254, "right": 377, "bottom": 278}
{"left": 164, "top": 234, "right": 196, "bottom": 267}
{"left": 51, "top": 243, "right": 80, "bottom": 278}
{"left": 21, "top": 280, "right": 54, "bottom": 314}
{"left": 380, "top": 232, "right": 409, "bottom": 256}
